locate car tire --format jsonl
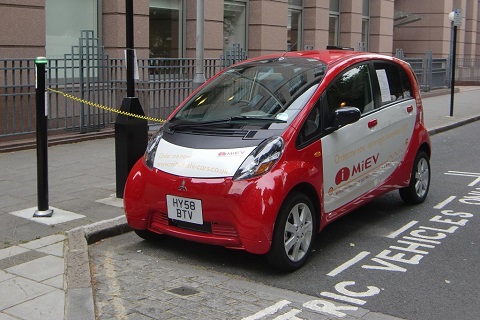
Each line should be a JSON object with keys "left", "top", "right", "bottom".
{"left": 267, "top": 192, "right": 316, "bottom": 271}
{"left": 399, "top": 151, "right": 430, "bottom": 204}
{"left": 133, "top": 229, "right": 161, "bottom": 241}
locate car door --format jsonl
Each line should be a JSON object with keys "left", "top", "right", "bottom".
{"left": 320, "top": 61, "right": 416, "bottom": 214}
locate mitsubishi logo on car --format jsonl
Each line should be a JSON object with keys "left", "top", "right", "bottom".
{"left": 178, "top": 180, "right": 187, "bottom": 191}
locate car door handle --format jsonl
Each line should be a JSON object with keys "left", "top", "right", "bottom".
{"left": 368, "top": 119, "right": 378, "bottom": 128}
{"left": 407, "top": 105, "right": 414, "bottom": 113}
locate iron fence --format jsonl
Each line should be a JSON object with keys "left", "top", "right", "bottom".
{"left": 1, "top": 29, "right": 248, "bottom": 139}
{"left": 395, "top": 49, "right": 480, "bottom": 91}
{"left": 2, "top": 48, "right": 479, "bottom": 140}
{"left": 0, "top": 59, "right": 36, "bottom": 137}
{"left": 395, "top": 49, "right": 449, "bottom": 91}
{"left": 0, "top": 57, "right": 234, "bottom": 139}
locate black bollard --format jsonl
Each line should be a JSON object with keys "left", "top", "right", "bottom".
{"left": 115, "top": 0, "right": 148, "bottom": 199}
{"left": 114, "top": 98, "right": 148, "bottom": 198}
{"left": 34, "top": 57, "right": 53, "bottom": 217}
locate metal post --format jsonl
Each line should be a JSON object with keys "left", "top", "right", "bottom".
{"left": 193, "top": 0, "right": 206, "bottom": 90}
{"left": 34, "top": 57, "right": 53, "bottom": 217}
{"left": 450, "top": 24, "right": 457, "bottom": 117}
{"left": 126, "top": 0, "right": 135, "bottom": 98}
{"left": 115, "top": 0, "right": 148, "bottom": 198}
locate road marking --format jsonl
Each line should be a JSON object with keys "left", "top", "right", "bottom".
{"left": 445, "top": 171, "right": 480, "bottom": 186}
{"left": 242, "top": 300, "right": 291, "bottom": 320}
{"left": 327, "top": 251, "right": 370, "bottom": 277}
{"left": 320, "top": 292, "right": 366, "bottom": 305}
{"left": 434, "top": 196, "right": 456, "bottom": 209}
{"left": 445, "top": 170, "right": 480, "bottom": 177}
{"left": 386, "top": 220, "right": 418, "bottom": 239}
{"left": 272, "top": 309, "right": 302, "bottom": 320}
{"left": 468, "top": 177, "right": 480, "bottom": 187}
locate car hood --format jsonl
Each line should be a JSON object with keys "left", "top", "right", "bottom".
{"left": 153, "top": 138, "right": 256, "bottom": 178}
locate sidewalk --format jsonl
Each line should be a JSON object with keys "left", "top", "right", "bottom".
{"left": 0, "top": 86, "right": 479, "bottom": 319}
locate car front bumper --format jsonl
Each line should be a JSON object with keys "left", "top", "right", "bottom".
{"left": 123, "top": 160, "right": 283, "bottom": 255}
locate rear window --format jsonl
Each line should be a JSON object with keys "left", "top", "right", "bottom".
{"left": 374, "top": 62, "right": 413, "bottom": 106}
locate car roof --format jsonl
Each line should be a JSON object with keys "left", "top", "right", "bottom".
{"left": 245, "top": 49, "right": 392, "bottom": 67}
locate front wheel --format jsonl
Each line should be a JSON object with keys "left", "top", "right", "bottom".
{"left": 267, "top": 193, "right": 316, "bottom": 271}
{"left": 133, "top": 229, "right": 162, "bottom": 241}
{"left": 399, "top": 151, "right": 430, "bottom": 204}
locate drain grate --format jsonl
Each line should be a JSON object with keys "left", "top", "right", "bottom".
{"left": 167, "top": 286, "right": 200, "bottom": 296}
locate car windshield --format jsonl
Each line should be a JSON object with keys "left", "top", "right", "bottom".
{"left": 171, "top": 57, "right": 327, "bottom": 127}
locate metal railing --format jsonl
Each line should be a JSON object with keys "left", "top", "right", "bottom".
{"left": 454, "top": 57, "right": 480, "bottom": 82}
{"left": 0, "top": 59, "right": 36, "bottom": 137}
{"left": 0, "top": 57, "right": 235, "bottom": 139}
{"left": 1, "top": 30, "right": 248, "bottom": 139}
{"left": 395, "top": 49, "right": 480, "bottom": 91}
{"left": 2, "top": 48, "right": 479, "bottom": 140}
{"left": 395, "top": 49, "right": 448, "bottom": 91}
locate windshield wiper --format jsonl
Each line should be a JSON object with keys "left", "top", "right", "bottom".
{"left": 170, "top": 116, "right": 286, "bottom": 130}
{"left": 230, "top": 115, "right": 287, "bottom": 123}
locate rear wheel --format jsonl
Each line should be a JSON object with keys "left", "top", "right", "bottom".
{"left": 399, "top": 151, "right": 430, "bottom": 204}
{"left": 267, "top": 193, "right": 316, "bottom": 271}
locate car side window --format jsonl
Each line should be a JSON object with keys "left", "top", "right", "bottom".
{"left": 296, "top": 98, "right": 322, "bottom": 148}
{"left": 374, "top": 62, "right": 413, "bottom": 106}
{"left": 324, "top": 64, "right": 374, "bottom": 127}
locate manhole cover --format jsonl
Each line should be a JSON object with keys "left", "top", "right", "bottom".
{"left": 167, "top": 286, "right": 200, "bottom": 296}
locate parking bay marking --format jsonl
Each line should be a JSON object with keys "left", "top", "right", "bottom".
{"left": 242, "top": 300, "right": 291, "bottom": 320}
{"left": 433, "top": 196, "right": 456, "bottom": 209}
{"left": 445, "top": 170, "right": 480, "bottom": 187}
{"left": 327, "top": 251, "right": 370, "bottom": 277}
{"left": 244, "top": 172, "right": 479, "bottom": 319}
{"left": 386, "top": 220, "right": 419, "bottom": 239}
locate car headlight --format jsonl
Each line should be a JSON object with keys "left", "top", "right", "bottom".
{"left": 233, "top": 136, "right": 284, "bottom": 181}
{"left": 144, "top": 128, "right": 163, "bottom": 169}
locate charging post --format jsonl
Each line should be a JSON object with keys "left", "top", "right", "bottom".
{"left": 33, "top": 57, "right": 53, "bottom": 217}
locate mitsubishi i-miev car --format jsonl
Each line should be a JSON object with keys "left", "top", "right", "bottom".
{"left": 124, "top": 49, "right": 431, "bottom": 271}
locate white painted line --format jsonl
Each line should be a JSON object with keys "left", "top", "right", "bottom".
{"left": 386, "top": 220, "right": 418, "bottom": 239}
{"left": 468, "top": 176, "right": 480, "bottom": 187}
{"left": 273, "top": 309, "right": 302, "bottom": 320}
{"left": 242, "top": 300, "right": 291, "bottom": 320}
{"left": 445, "top": 171, "right": 480, "bottom": 177}
{"left": 403, "top": 236, "right": 441, "bottom": 245}
{"left": 433, "top": 196, "right": 456, "bottom": 209}
{"left": 327, "top": 251, "right": 370, "bottom": 277}
{"left": 320, "top": 292, "right": 366, "bottom": 305}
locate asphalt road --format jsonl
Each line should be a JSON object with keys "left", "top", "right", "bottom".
{"left": 89, "top": 121, "right": 480, "bottom": 320}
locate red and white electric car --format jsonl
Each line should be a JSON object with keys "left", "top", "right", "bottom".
{"left": 124, "top": 48, "right": 431, "bottom": 271}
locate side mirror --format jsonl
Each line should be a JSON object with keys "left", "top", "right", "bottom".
{"left": 332, "top": 107, "right": 361, "bottom": 128}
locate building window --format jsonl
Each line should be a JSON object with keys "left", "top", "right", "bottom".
{"left": 224, "top": 1, "right": 247, "bottom": 52}
{"left": 288, "top": 0, "right": 303, "bottom": 51}
{"left": 149, "top": 0, "right": 184, "bottom": 58}
{"left": 46, "top": 0, "right": 98, "bottom": 58}
{"left": 329, "top": 0, "right": 340, "bottom": 46}
{"left": 361, "top": 0, "right": 370, "bottom": 51}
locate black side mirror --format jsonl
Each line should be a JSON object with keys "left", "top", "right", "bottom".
{"left": 332, "top": 107, "right": 361, "bottom": 128}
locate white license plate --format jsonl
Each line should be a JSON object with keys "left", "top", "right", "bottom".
{"left": 166, "top": 195, "right": 203, "bottom": 225}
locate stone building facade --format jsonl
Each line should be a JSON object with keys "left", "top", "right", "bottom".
{"left": 0, "top": 0, "right": 478, "bottom": 60}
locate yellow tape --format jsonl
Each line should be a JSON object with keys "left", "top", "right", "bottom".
{"left": 47, "top": 88, "right": 166, "bottom": 123}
